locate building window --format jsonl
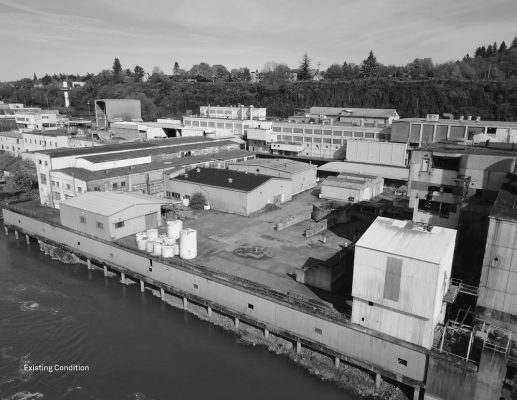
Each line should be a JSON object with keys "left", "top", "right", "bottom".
{"left": 383, "top": 257, "right": 402, "bottom": 302}
{"left": 314, "top": 328, "right": 322, "bottom": 335}
{"left": 113, "top": 182, "right": 118, "bottom": 189}
{"left": 52, "top": 192, "right": 61, "bottom": 201}
{"left": 397, "top": 358, "right": 407, "bottom": 367}
{"left": 248, "top": 303, "right": 254, "bottom": 310}
{"left": 432, "top": 156, "right": 460, "bottom": 171}
{"left": 80, "top": 216, "right": 86, "bottom": 224}
{"left": 120, "top": 181, "right": 126, "bottom": 187}
{"left": 38, "top": 160, "right": 42, "bottom": 165}
{"left": 66, "top": 184, "right": 71, "bottom": 190}
{"left": 40, "top": 174, "right": 47, "bottom": 185}
{"left": 77, "top": 187, "right": 82, "bottom": 193}
{"left": 115, "top": 221, "right": 125, "bottom": 229}
{"left": 193, "top": 283, "right": 199, "bottom": 289}
{"left": 96, "top": 221, "right": 103, "bottom": 229}
{"left": 44, "top": 161, "right": 48, "bottom": 166}
{"left": 94, "top": 186, "right": 100, "bottom": 191}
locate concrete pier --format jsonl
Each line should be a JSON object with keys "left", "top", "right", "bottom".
{"left": 234, "top": 317, "right": 239, "bottom": 329}
{"left": 207, "top": 306, "right": 212, "bottom": 317}
{"left": 264, "top": 328, "right": 270, "bottom": 339}
{"left": 140, "top": 280, "right": 145, "bottom": 292}
{"left": 334, "top": 356, "right": 340, "bottom": 368}
{"left": 296, "top": 340, "right": 301, "bottom": 354}
{"left": 87, "top": 259, "right": 91, "bottom": 270}
{"left": 121, "top": 272, "right": 126, "bottom": 284}
{"left": 14, "top": 230, "right": 18, "bottom": 240}
{"left": 25, "top": 234, "right": 30, "bottom": 244}
{"left": 103, "top": 265, "right": 108, "bottom": 277}
{"left": 413, "top": 386, "right": 420, "bottom": 400}
{"left": 183, "top": 296, "right": 188, "bottom": 310}
{"left": 375, "top": 373, "right": 382, "bottom": 389}
{"left": 160, "top": 288, "right": 165, "bottom": 300}
{"left": 4, "top": 226, "right": 8, "bottom": 236}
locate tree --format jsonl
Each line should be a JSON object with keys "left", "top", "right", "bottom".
{"left": 325, "top": 64, "right": 344, "bottom": 80}
{"left": 360, "top": 50, "right": 378, "bottom": 78}
{"left": 112, "top": 58, "right": 122, "bottom": 75}
{"left": 190, "top": 192, "right": 207, "bottom": 209}
{"left": 33, "top": 73, "right": 37, "bottom": 81}
{"left": 41, "top": 74, "right": 52, "bottom": 85}
{"left": 173, "top": 61, "right": 180, "bottom": 75}
{"left": 261, "top": 62, "right": 291, "bottom": 85}
{"left": 512, "top": 37, "right": 517, "bottom": 48}
{"left": 499, "top": 41, "right": 507, "bottom": 54}
{"left": 6, "top": 159, "right": 37, "bottom": 193}
{"left": 297, "top": 53, "right": 312, "bottom": 80}
{"left": 134, "top": 65, "right": 145, "bottom": 82}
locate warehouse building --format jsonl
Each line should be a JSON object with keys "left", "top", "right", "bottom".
{"left": 166, "top": 168, "right": 292, "bottom": 216}
{"left": 227, "top": 158, "right": 316, "bottom": 195}
{"left": 320, "top": 173, "right": 384, "bottom": 203}
{"left": 59, "top": 191, "right": 170, "bottom": 241}
{"left": 95, "top": 99, "right": 142, "bottom": 130}
{"left": 351, "top": 217, "right": 457, "bottom": 349}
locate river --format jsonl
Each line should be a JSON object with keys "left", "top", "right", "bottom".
{"left": 0, "top": 232, "right": 356, "bottom": 400}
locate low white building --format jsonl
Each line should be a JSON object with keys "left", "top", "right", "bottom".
{"left": 351, "top": 217, "right": 456, "bottom": 349}
{"left": 23, "top": 131, "right": 70, "bottom": 152}
{"left": 15, "top": 112, "right": 57, "bottom": 131}
{"left": 0, "top": 131, "right": 24, "bottom": 157}
{"left": 320, "top": 173, "right": 383, "bottom": 203}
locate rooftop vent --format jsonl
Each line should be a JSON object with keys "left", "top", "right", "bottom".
{"left": 228, "top": 178, "right": 233, "bottom": 183}
{"left": 184, "top": 173, "right": 188, "bottom": 178}
{"left": 459, "top": 116, "right": 464, "bottom": 121}
{"left": 467, "top": 116, "right": 472, "bottom": 121}
{"left": 196, "top": 168, "right": 201, "bottom": 173}
{"left": 476, "top": 116, "right": 481, "bottom": 122}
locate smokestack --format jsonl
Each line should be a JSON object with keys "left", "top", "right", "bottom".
{"left": 249, "top": 105, "right": 254, "bottom": 121}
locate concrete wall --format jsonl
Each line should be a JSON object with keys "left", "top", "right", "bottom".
{"left": 346, "top": 140, "right": 408, "bottom": 167}
{"left": 246, "top": 179, "right": 293, "bottom": 214}
{"left": 3, "top": 208, "right": 429, "bottom": 384}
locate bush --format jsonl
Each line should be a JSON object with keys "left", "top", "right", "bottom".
{"left": 190, "top": 192, "right": 207, "bottom": 209}
{"left": 264, "top": 203, "right": 280, "bottom": 212}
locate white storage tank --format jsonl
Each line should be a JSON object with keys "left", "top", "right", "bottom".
{"left": 136, "top": 232, "right": 147, "bottom": 241}
{"left": 162, "top": 245, "right": 174, "bottom": 258}
{"left": 167, "top": 220, "right": 183, "bottom": 239}
{"left": 136, "top": 236, "right": 148, "bottom": 251}
{"left": 173, "top": 243, "right": 179, "bottom": 256}
{"left": 182, "top": 197, "right": 190, "bottom": 207}
{"left": 146, "top": 228, "right": 158, "bottom": 241}
{"left": 163, "top": 237, "right": 176, "bottom": 246}
{"left": 152, "top": 241, "right": 162, "bottom": 256}
{"left": 146, "top": 240, "right": 154, "bottom": 253}
{"left": 179, "top": 228, "right": 197, "bottom": 259}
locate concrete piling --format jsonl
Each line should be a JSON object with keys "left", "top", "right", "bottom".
{"left": 14, "top": 230, "right": 18, "bottom": 240}
{"left": 25, "top": 234, "right": 30, "bottom": 244}
{"left": 121, "top": 272, "right": 126, "bottom": 284}
{"left": 413, "top": 386, "right": 420, "bottom": 400}
{"left": 183, "top": 296, "right": 188, "bottom": 310}
{"left": 334, "top": 356, "right": 340, "bottom": 368}
{"left": 140, "top": 280, "right": 145, "bottom": 292}
{"left": 103, "top": 265, "right": 108, "bottom": 277}
{"left": 264, "top": 328, "right": 270, "bottom": 339}
{"left": 234, "top": 317, "right": 239, "bottom": 329}
{"left": 160, "top": 288, "right": 164, "bottom": 300}
{"left": 87, "top": 259, "right": 91, "bottom": 270}
{"left": 296, "top": 340, "right": 301, "bottom": 354}
{"left": 4, "top": 226, "right": 7, "bottom": 236}
{"left": 207, "top": 306, "right": 212, "bottom": 317}
{"left": 375, "top": 373, "right": 382, "bottom": 389}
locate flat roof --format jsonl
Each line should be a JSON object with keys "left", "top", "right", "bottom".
{"left": 36, "top": 136, "right": 217, "bottom": 157}
{"left": 0, "top": 131, "right": 22, "bottom": 138}
{"left": 80, "top": 140, "right": 238, "bottom": 163}
{"left": 396, "top": 118, "right": 517, "bottom": 128}
{"left": 309, "top": 107, "right": 398, "bottom": 119}
{"left": 23, "top": 130, "right": 69, "bottom": 137}
{"left": 53, "top": 150, "right": 255, "bottom": 181}
{"left": 322, "top": 174, "right": 379, "bottom": 190}
{"left": 231, "top": 158, "right": 315, "bottom": 173}
{"left": 171, "top": 167, "right": 272, "bottom": 192}
{"left": 356, "top": 217, "right": 456, "bottom": 264}
{"left": 60, "top": 191, "right": 171, "bottom": 216}
{"left": 490, "top": 173, "right": 517, "bottom": 221}
{"left": 412, "top": 143, "right": 517, "bottom": 157}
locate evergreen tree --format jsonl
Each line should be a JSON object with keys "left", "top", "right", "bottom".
{"left": 511, "top": 37, "right": 517, "bottom": 48}
{"left": 486, "top": 45, "right": 493, "bottom": 57}
{"left": 33, "top": 73, "right": 37, "bottom": 81}
{"left": 134, "top": 65, "right": 145, "bottom": 82}
{"left": 112, "top": 58, "right": 122, "bottom": 75}
{"left": 173, "top": 61, "right": 180, "bottom": 75}
{"left": 297, "top": 53, "right": 312, "bottom": 81}
{"left": 499, "top": 41, "right": 508, "bottom": 53}
{"left": 360, "top": 50, "right": 378, "bottom": 78}
{"left": 480, "top": 46, "right": 487, "bottom": 58}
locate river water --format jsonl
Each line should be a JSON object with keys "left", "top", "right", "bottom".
{"left": 0, "top": 232, "right": 356, "bottom": 400}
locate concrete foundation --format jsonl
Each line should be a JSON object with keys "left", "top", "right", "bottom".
{"left": 25, "top": 234, "right": 30, "bottom": 244}
{"left": 334, "top": 356, "right": 340, "bottom": 368}
{"left": 376, "top": 373, "right": 382, "bottom": 389}
{"left": 183, "top": 296, "right": 188, "bottom": 310}
{"left": 264, "top": 328, "right": 270, "bottom": 339}
{"left": 207, "top": 305, "right": 212, "bottom": 317}
{"left": 103, "top": 265, "right": 108, "bottom": 277}
{"left": 14, "top": 230, "right": 18, "bottom": 239}
{"left": 140, "top": 280, "right": 144, "bottom": 292}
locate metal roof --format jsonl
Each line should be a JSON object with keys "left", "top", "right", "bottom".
{"left": 490, "top": 173, "right": 517, "bottom": 221}
{"left": 309, "top": 107, "right": 398, "bottom": 119}
{"left": 412, "top": 143, "right": 517, "bottom": 157}
{"left": 356, "top": 217, "right": 457, "bottom": 264}
{"left": 171, "top": 167, "right": 272, "bottom": 192}
{"left": 322, "top": 175, "right": 379, "bottom": 190}
{"left": 231, "top": 158, "right": 315, "bottom": 173}
{"left": 60, "top": 191, "right": 171, "bottom": 216}
{"left": 395, "top": 118, "right": 517, "bottom": 128}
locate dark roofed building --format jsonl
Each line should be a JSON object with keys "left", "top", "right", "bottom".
{"left": 166, "top": 167, "right": 293, "bottom": 216}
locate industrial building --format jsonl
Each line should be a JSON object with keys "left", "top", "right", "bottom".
{"left": 291, "top": 107, "right": 400, "bottom": 127}
{"left": 351, "top": 217, "right": 457, "bottom": 349}
{"left": 391, "top": 115, "right": 517, "bottom": 145}
{"left": 477, "top": 173, "right": 517, "bottom": 333}
{"left": 15, "top": 111, "right": 58, "bottom": 131}
{"left": 408, "top": 144, "right": 517, "bottom": 228}
{"left": 227, "top": 158, "right": 316, "bottom": 195}
{"left": 345, "top": 140, "right": 409, "bottom": 167}
{"left": 199, "top": 105, "right": 267, "bottom": 121}
{"left": 320, "top": 173, "right": 384, "bottom": 203}
{"left": 95, "top": 99, "right": 142, "bottom": 129}
{"left": 59, "top": 191, "right": 170, "bottom": 241}
{"left": 109, "top": 120, "right": 186, "bottom": 140}
{"left": 34, "top": 137, "right": 242, "bottom": 208}
{"left": 318, "top": 161, "right": 409, "bottom": 181}
{"left": 49, "top": 150, "right": 255, "bottom": 204}
{"left": 0, "top": 131, "right": 24, "bottom": 157}
{"left": 166, "top": 168, "right": 292, "bottom": 216}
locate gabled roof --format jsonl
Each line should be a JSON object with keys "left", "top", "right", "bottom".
{"left": 356, "top": 217, "right": 456, "bottom": 264}
{"left": 171, "top": 167, "right": 272, "bottom": 192}
{"left": 60, "top": 191, "right": 170, "bottom": 216}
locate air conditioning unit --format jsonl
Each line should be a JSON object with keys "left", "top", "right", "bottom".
{"left": 426, "top": 114, "right": 439, "bottom": 121}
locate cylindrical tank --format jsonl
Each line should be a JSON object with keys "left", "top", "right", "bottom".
{"left": 179, "top": 228, "right": 197, "bottom": 259}
{"left": 182, "top": 197, "right": 190, "bottom": 207}
{"left": 162, "top": 237, "right": 176, "bottom": 246}
{"left": 136, "top": 232, "right": 147, "bottom": 241}
{"left": 173, "top": 243, "right": 179, "bottom": 256}
{"left": 136, "top": 237, "right": 148, "bottom": 251}
{"left": 161, "top": 245, "right": 174, "bottom": 258}
{"left": 146, "top": 228, "right": 158, "bottom": 241}
{"left": 146, "top": 240, "right": 154, "bottom": 253}
{"left": 152, "top": 241, "right": 162, "bottom": 256}
{"left": 167, "top": 220, "right": 183, "bottom": 239}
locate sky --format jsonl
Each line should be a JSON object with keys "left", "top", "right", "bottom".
{"left": 1, "top": 0, "right": 517, "bottom": 81}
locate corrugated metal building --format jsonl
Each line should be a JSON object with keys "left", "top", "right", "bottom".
{"left": 59, "top": 191, "right": 169, "bottom": 240}
{"left": 166, "top": 168, "right": 292, "bottom": 216}
{"left": 227, "top": 158, "right": 316, "bottom": 195}
{"left": 351, "top": 217, "right": 457, "bottom": 349}
{"left": 346, "top": 140, "right": 409, "bottom": 167}
{"left": 477, "top": 173, "right": 517, "bottom": 333}
{"left": 320, "top": 173, "right": 384, "bottom": 203}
